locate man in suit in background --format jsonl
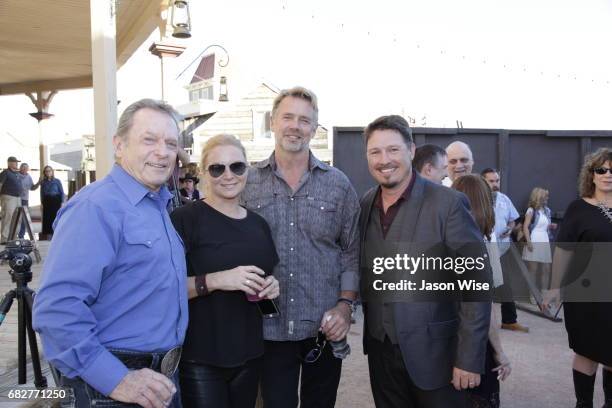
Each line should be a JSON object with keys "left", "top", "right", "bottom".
{"left": 359, "top": 115, "right": 491, "bottom": 408}
{"left": 413, "top": 144, "right": 448, "bottom": 185}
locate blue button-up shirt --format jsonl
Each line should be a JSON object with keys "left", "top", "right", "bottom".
{"left": 40, "top": 178, "right": 65, "bottom": 200}
{"left": 33, "top": 165, "right": 188, "bottom": 396}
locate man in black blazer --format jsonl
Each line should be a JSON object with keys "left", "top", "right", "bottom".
{"left": 360, "top": 115, "right": 491, "bottom": 408}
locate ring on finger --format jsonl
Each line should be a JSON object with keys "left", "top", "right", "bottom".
{"left": 245, "top": 279, "right": 250, "bottom": 285}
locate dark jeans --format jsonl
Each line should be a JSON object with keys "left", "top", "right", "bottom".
{"left": 18, "top": 200, "right": 27, "bottom": 239}
{"left": 261, "top": 339, "right": 342, "bottom": 408}
{"left": 367, "top": 335, "right": 468, "bottom": 408}
{"left": 179, "top": 358, "right": 261, "bottom": 408}
{"left": 498, "top": 250, "right": 518, "bottom": 324}
{"left": 59, "top": 350, "right": 182, "bottom": 408}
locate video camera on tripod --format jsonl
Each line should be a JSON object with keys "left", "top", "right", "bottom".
{"left": 0, "top": 239, "right": 47, "bottom": 387}
{"left": 0, "top": 239, "right": 34, "bottom": 282}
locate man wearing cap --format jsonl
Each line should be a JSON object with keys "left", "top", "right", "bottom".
{"left": 0, "top": 156, "right": 23, "bottom": 244}
{"left": 179, "top": 173, "right": 200, "bottom": 202}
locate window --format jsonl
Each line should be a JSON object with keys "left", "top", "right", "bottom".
{"left": 262, "top": 111, "right": 271, "bottom": 138}
{"left": 199, "top": 86, "right": 213, "bottom": 100}
{"left": 253, "top": 110, "right": 272, "bottom": 139}
{"left": 189, "top": 86, "right": 213, "bottom": 102}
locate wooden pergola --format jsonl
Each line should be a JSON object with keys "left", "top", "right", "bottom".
{"left": 0, "top": 0, "right": 176, "bottom": 177}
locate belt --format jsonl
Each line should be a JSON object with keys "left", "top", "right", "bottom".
{"left": 109, "top": 346, "right": 182, "bottom": 378}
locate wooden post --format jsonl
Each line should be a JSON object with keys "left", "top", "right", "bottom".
{"left": 90, "top": 0, "right": 118, "bottom": 179}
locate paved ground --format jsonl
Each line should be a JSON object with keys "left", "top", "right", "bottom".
{"left": 0, "top": 238, "right": 606, "bottom": 407}
{"left": 337, "top": 308, "right": 605, "bottom": 408}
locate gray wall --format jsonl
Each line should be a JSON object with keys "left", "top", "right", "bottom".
{"left": 333, "top": 127, "right": 612, "bottom": 218}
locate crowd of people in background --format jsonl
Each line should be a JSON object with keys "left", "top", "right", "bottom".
{"left": 415, "top": 139, "right": 611, "bottom": 408}
{"left": 0, "top": 87, "right": 607, "bottom": 408}
{"left": 0, "top": 157, "right": 64, "bottom": 243}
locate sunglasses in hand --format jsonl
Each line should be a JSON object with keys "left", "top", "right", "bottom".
{"left": 207, "top": 162, "right": 247, "bottom": 178}
{"left": 303, "top": 330, "right": 327, "bottom": 363}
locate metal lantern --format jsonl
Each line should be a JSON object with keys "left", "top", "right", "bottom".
{"left": 171, "top": 0, "right": 192, "bottom": 38}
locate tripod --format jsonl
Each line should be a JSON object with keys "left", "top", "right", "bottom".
{"left": 0, "top": 243, "right": 47, "bottom": 387}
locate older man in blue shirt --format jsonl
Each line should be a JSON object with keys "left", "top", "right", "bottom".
{"left": 33, "top": 99, "right": 188, "bottom": 408}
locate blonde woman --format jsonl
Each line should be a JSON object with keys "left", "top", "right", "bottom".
{"left": 522, "top": 187, "right": 555, "bottom": 294}
{"left": 170, "top": 134, "right": 280, "bottom": 408}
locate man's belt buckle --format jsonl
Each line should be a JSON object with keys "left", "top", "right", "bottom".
{"left": 160, "top": 347, "right": 182, "bottom": 378}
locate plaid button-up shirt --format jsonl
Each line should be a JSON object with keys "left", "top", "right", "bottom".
{"left": 242, "top": 152, "right": 360, "bottom": 341}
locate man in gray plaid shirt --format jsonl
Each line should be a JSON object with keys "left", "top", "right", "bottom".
{"left": 242, "top": 86, "right": 360, "bottom": 408}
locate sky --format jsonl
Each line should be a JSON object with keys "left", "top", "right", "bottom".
{"left": 2, "top": 0, "right": 612, "bottom": 163}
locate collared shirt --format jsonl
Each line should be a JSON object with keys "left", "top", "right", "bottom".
{"left": 19, "top": 173, "right": 35, "bottom": 201}
{"left": 33, "top": 164, "right": 188, "bottom": 396}
{"left": 0, "top": 168, "right": 22, "bottom": 197}
{"left": 493, "top": 192, "right": 519, "bottom": 255}
{"left": 373, "top": 172, "right": 416, "bottom": 238}
{"left": 242, "top": 152, "right": 360, "bottom": 341}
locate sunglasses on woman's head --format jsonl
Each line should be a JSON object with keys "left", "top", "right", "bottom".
{"left": 593, "top": 167, "right": 612, "bottom": 175}
{"left": 207, "top": 162, "right": 247, "bottom": 178}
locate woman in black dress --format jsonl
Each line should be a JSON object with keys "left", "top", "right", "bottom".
{"left": 545, "top": 147, "right": 612, "bottom": 408}
{"left": 170, "top": 134, "right": 280, "bottom": 408}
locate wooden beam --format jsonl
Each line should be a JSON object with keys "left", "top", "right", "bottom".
{"left": 0, "top": 76, "right": 92, "bottom": 95}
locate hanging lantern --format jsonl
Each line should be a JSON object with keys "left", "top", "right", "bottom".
{"left": 171, "top": 0, "right": 192, "bottom": 39}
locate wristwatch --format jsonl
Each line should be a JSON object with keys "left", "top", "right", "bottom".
{"left": 337, "top": 297, "right": 357, "bottom": 314}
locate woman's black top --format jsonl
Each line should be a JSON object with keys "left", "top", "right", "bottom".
{"left": 555, "top": 198, "right": 612, "bottom": 285}
{"left": 170, "top": 200, "right": 279, "bottom": 367}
